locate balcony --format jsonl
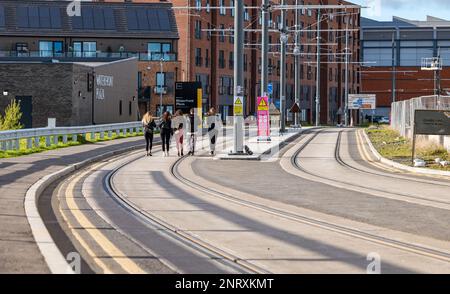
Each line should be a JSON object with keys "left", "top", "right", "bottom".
{"left": 0, "top": 51, "right": 178, "bottom": 62}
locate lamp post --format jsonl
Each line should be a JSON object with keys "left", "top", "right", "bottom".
{"left": 159, "top": 57, "right": 163, "bottom": 116}
{"left": 293, "top": 0, "right": 301, "bottom": 127}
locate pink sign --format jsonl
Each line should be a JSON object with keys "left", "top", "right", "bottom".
{"left": 257, "top": 96, "right": 270, "bottom": 139}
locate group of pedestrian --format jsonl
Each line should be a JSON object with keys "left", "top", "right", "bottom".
{"left": 141, "top": 107, "right": 220, "bottom": 157}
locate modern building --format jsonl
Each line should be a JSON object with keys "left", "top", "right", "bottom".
{"left": 0, "top": 0, "right": 181, "bottom": 122}
{"left": 102, "top": 0, "right": 361, "bottom": 125}
{"left": 0, "top": 58, "right": 138, "bottom": 128}
{"left": 361, "top": 16, "right": 450, "bottom": 117}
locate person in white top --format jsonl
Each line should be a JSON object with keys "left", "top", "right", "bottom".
{"left": 172, "top": 109, "right": 186, "bottom": 157}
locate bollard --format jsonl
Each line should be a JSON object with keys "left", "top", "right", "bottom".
{"left": 63, "top": 135, "right": 68, "bottom": 144}
{"left": 123, "top": 129, "right": 127, "bottom": 136}
{"left": 46, "top": 136, "right": 51, "bottom": 147}
{"left": 34, "top": 137, "right": 40, "bottom": 148}
{"left": 100, "top": 132, "right": 105, "bottom": 140}
{"left": 116, "top": 129, "right": 120, "bottom": 137}
{"left": 53, "top": 135, "right": 58, "bottom": 146}
{"left": 108, "top": 130, "right": 112, "bottom": 138}
{"left": 72, "top": 134, "right": 77, "bottom": 142}
{"left": 27, "top": 138, "right": 33, "bottom": 149}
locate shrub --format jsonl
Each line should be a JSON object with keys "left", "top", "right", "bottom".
{"left": 1, "top": 100, "right": 23, "bottom": 130}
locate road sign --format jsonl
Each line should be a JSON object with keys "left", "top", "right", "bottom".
{"left": 234, "top": 96, "right": 244, "bottom": 116}
{"left": 175, "top": 82, "right": 202, "bottom": 114}
{"left": 267, "top": 83, "right": 273, "bottom": 95}
{"left": 257, "top": 96, "right": 270, "bottom": 140}
{"left": 290, "top": 102, "right": 300, "bottom": 113}
{"left": 348, "top": 94, "right": 376, "bottom": 110}
{"left": 414, "top": 110, "right": 450, "bottom": 135}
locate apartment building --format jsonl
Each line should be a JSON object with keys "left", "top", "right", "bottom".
{"left": 99, "top": 0, "right": 361, "bottom": 124}
{"left": 0, "top": 0, "right": 180, "bottom": 119}
{"left": 361, "top": 16, "right": 450, "bottom": 116}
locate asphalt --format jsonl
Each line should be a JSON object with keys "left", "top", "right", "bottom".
{"left": 0, "top": 136, "right": 145, "bottom": 273}
{"left": 191, "top": 128, "right": 450, "bottom": 241}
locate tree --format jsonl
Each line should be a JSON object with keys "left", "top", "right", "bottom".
{"left": 1, "top": 100, "right": 23, "bottom": 130}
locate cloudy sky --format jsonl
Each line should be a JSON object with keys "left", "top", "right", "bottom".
{"left": 350, "top": 0, "right": 450, "bottom": 21}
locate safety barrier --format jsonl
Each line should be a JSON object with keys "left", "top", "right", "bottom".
{"left": 0, "top": 122, "right": 143, "bottom": 151}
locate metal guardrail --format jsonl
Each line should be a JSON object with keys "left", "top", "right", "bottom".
{"left": 0, "top": 122, "right": 143, "bottom": 151}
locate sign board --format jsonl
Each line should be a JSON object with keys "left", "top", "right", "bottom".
{"left": 414, "top": 110, "right": 450, "bottom": 135}
{"left": 175, "top": 82, "right": 202, "bottom": 114}
{"left": 290, "top": 102, "right": 300, "bottom": 113}
{"left": 267, "top": 83, "right": 273, "bottom": 95}
{"left": 348, "top": 94, "right": 376, "bottom": 110}
{"left": 257, "top": 96, "right": 270, "bottom": 140}
{"left": 234, "top": 96, "right": 244, "bottom": 116}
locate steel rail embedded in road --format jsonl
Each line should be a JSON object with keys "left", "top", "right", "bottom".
{"left": 165, "top": 128, "right": 449, "bottom": 264}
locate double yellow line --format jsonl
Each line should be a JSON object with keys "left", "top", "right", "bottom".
{"left": 58, "top": 162, "right": 147, "bottom": 274}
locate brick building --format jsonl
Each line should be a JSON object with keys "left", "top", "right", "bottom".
{"left": 101, "top": 0, "right": 361, "bottom": 125}
{"left": 361, "top": 16, "right": 450, "bottom": 117}
{"left": 0, "top": 0, "right": 181, "bottom": 119}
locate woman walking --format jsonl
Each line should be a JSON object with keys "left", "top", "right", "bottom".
{"left": 159, "top": 111, "right": 172, "bottom": 157}
{"left": 142, "top": 111, "right": 156, "bottom": 156}
{"left": 206, "top": 107, "right": 219, "bottom": 156}
{"left": 172, "top": 110, "right": 185, "bottom": 157}
{"left": 187, "top": 108, "right": 199, "bottom": 156}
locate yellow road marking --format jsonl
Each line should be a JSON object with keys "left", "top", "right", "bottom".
{"left": 59, "top": 164, "right": 147, "bottom": 274}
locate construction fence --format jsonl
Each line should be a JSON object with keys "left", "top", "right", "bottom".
{"left": 390, "top": 95, "right": 450, "bottom": 151}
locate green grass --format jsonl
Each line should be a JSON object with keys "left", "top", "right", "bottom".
{"left": 0, "top": 131, "right": 146, "bottom": 159}
{"left": 365, "top": 125, "right": 450, "bottom": 171}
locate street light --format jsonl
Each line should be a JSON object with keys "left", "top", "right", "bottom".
{"left": 159, "top": 57, "right": 163, "bottom": 117}
{"left": 3, "top": 90, "right": 8, "bottom": 96}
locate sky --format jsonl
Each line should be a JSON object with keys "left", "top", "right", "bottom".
{"left": 350, "top": 0, "right": 450, "bottom": 21}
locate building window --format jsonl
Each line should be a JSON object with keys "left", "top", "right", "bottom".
{"left": 195, "top": 0, "right": 202, "bottom": 11}
{"left": 244, "top": 5, "right": 249, "bottom": 21}
{"left": 119, "top": 100, "right": 123, "bottom": 116}
{"left": 219, "top": 50, "right": 225, "bottom": 68}
{"left": 230, "top": 0, "right": 234, "bottom": 16}
{"left": 73, "top": 41, "right": 96, "bottom": 58}
{"left": 195, "top": 20, "right": 202, "bottom": 39}
{"left": 39, "top": 41, "right": 63, "bottom": 57}
{"left": 16, "top": 43, "right": 28, "bottom": 57}
{"left": 156, "top": 72, "right": 166, "bottom": 94}
{"left": 147, "top": 42, "right": 173, "bottom": 61}
{"left": 206, "top": 0, "right": 210, "bottom": 13}
{"left": 219, "top": 0, "right": 226, "bottom": 15}
{"left": 195, "top": 48, "right": 202, "bottom": 67}
{"left": 129, "top": 101, "right": 132, "bottom": 116}
{"left": 205, "top": 49, "right": 209, "bottom": 67}
{"left": 219, "top": 24, "right": 225, "bottom": 42}
{"left": 229, "top": 51, "right": 234, "bottom": 69}
{"left": 207, "top": 23, "right": 211, "bottom": 40}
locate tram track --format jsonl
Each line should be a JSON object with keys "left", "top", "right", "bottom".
{"left": 169, "top": 128, "right": 450, "bottom": 264}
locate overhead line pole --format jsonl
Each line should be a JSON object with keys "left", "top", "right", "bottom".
{"left": 294, "top": 0, "right": 301, "bottom": 127}
{"left": 280, "top": 0, "right": 287, "bottom": 133}
{"left": 232, "top": 0, "right": 244, "bottom": 154}
{"left": 315, "top": 8, "right": 321, "bottom": 126}
{"left": 261, "top": 0, "right": 269, "bottom": 98}
{"left": 344, "top": 15, "right": 349, "bottom": 127}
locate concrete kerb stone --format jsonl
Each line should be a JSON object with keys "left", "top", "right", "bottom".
{"left": 24, "top": 143, "right": 144, "bottom": 274}
{"left": 362, "top": 129, "right": 450, "bottom": 177}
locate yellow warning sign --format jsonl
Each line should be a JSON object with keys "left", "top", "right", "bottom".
{"left": 234, "top": 96, "right": 243, "bottom": 116}
{"left": 258, "top": 98, "right": 269, "bottom": 111}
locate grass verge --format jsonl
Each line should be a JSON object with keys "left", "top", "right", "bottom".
{"left": 365, "top": 125, "right": 450, "bottom": 171}
{"left": 0, "top": 131, "right": 147, "bottom": 159}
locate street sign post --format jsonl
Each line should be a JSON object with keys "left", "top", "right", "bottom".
{"left": 412, "top": 110, "right": 450, "bottom": 164}
{"left": 257, "top": 96, "right": 271, "bottom": 141}
{"left": 267, "top": 83, "right": 273, "bottom": 95}
{"left": 175, "top": 82, "right": 202, "bottom": 114}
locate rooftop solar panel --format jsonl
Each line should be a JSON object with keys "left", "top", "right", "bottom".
{"left": 82, "top": 7, "right": 94, "bottom": 29}
{"left": 136, "top": 10, "right": 148, "bottom": 31}
{"left": 147, "top": 10, "right": 160, "bottom": 31}
{"left": 93, "top": 8, "right": 105, "bottom": 30}
{"left": 157, "top": 10, "right": 171, "bottom": 30}
{"left": 50, "top": 7, "right": 61, "bottom": 29}
{"left": 39, "top": 7, "right": 51, "bottom": 28}
{"left": 0, "top": 6, "right": 5, "bottom": 28}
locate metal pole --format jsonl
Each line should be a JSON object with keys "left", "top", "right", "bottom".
{"left": 160, "top": 58, "right": 163, "bottom": 116}
{"left": 233, "top": 0, "right": 244, "bottom": 154}
{"left": 294, "top": 0, "right": 300, "bottom": 127}
{"left": 344, "top": 18, "right": 349, "bottom": 127}
{"left": 280, "top": 0, "right": 287, "bottom": 133}
{"left": 261, "top": 0, "right": 269, "bottom": 97}
{"left": 315, "top": 8, "right": 321, "bottom": 126}
{"left": 392, "top": 32, "right": 396, "bottom": 103}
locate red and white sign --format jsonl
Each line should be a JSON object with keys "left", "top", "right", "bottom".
{"left": 257, "top": 96, "right": 270, "bottom": 140}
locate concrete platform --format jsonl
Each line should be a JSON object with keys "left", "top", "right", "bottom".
{"left": 217, "top": 127, "right": 312, "bottom": 160}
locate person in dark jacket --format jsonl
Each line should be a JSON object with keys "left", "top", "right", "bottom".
{"left": 159, "top": 111, "right": 172, "bottom": 157}
{"left": 142, "top": 111, "right": 156, "bottom": 156}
